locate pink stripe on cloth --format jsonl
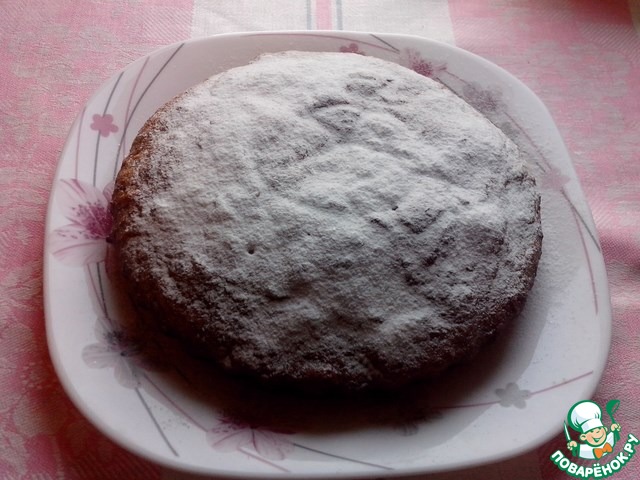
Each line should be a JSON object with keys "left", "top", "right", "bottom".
{"left": 316, "top": 0, "right": 334, "bottom": 29}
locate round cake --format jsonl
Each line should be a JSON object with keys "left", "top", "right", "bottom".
{"left": 111, "top": 51, "right": 542, "bottom": 391}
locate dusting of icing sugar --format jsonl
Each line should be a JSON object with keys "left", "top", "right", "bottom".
{"left": 113, "top": 51, "right": 542, "bottom": 389}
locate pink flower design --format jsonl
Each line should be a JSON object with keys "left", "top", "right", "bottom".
{"left": 207, "top": 416, "right": 294, "bottom": 461}
{"left": 339, "top": 42, "right": 365, "bottom": 55}
{"left": 50, "top": 179, "right": 113, "bottom": 265}
{"left": 401, "top": 48, "right": 447, "bottom": 79}
{"left": 462, "top": 83, "right": 504, "bottom": 114}
{"left": 496, "top": 382, "right": 531, "bottom": 409}
{"left": 90, "top": 113, "right": 119, "bottom": 137}
{"left": 82, "top": 320, "right": 144, "bottom": 388}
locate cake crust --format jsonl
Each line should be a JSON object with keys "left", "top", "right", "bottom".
{"left": 111, "top": 51, "right": 542, "bottom": 391}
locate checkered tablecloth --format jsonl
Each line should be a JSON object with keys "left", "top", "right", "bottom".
{"left": 1, "top": 1, "right": 639, "bottom": 478}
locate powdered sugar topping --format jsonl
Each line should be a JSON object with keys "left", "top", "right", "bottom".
{"left": 114, "top": 52, "right": 541, "bottom": 388}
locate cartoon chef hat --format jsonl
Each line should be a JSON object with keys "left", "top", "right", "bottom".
{"left": 568, "top": 401, "right": 604, "bottom": 434}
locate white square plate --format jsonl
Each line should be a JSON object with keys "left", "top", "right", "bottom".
{"left": 44, "top": 31, "right": 611, "bottom": 478}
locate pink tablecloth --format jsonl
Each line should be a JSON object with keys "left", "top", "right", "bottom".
{"left": 1, "top": 1, "right": 639, "bottom": 478}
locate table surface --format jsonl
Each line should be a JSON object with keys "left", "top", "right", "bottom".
{"left": 1, "top": 1, "right": 639, "bottom": 479}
